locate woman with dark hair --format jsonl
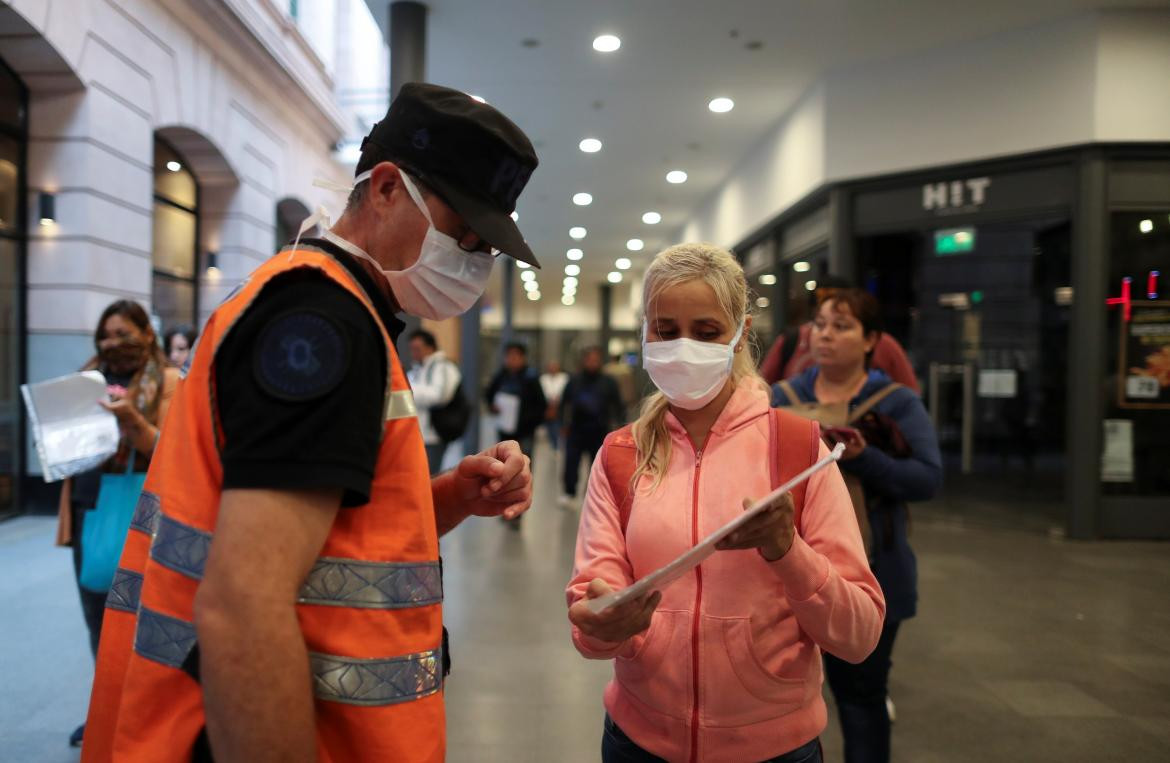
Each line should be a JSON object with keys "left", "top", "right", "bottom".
{"left": 773, "top": 289, "right": 941, "bottom": 763}
{"left": 163, "top": 324, "right": 198, "bottom": 368}
{"left": 56, "top": 300, "right": 179, "bottom": 746}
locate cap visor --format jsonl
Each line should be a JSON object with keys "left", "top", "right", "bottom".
{"left": 427, "top": 176, "right": 540, "bottom": 267}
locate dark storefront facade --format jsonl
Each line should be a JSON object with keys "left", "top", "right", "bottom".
{"left": 0, "top": 56, "right": 25, "bottom": 521}
{"left": 739, "top": 144, "right": 1170, "bottom": 540}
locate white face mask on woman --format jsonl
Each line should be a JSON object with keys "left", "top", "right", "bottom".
{"left": 299, "top": 170, "right": 495, "bottom": 321}
{"left": 642, "top": 320, "right": 744, "bottom": 410}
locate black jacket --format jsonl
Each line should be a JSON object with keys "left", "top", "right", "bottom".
{"left": 484, "top": 366, "right": 547, "bottom": 439}
{"left": 560, "top": 371, "right": 624, "bottom": 434}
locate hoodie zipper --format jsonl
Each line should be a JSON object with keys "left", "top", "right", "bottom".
{"left": 689, "top": 445, "right": 704, "bottom": 763}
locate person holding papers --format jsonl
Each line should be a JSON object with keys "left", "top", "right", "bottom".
{"left": 566, "top": 243, "right": 885, "bottom": 763}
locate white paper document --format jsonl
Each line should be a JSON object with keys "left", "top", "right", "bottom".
{"left": 586, "top": 442, "right": 846, "bottom": 614}
{"left": 493, "top": 391, "right": 521, "bottom": 434}
{"left": 21, "top": 371, "right": 120, "bottom": 482}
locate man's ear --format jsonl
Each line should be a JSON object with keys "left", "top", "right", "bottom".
{"left": 366, "top": 161, "right": 403, "bottom": 212}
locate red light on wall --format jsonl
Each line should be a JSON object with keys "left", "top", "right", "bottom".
{"left": 1149, "top": 270, "right": 1160, "bottom": 300}
{"left": 1106, "top": 277, "right": 1132, "bottom": 321}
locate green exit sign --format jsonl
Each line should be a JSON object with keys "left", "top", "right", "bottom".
{"left": 935, "top": 227, "right": 975, "bottom": 255}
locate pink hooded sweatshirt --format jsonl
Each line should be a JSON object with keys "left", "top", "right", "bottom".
{"left": 567, "top": 383, "right": 885, "bottom": 763}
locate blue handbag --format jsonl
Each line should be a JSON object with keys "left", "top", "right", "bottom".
{"left": 79, "top": 452, "right": 147, "bottom": 593}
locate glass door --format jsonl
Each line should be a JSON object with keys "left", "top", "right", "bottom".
{"left": 858, "top": 217, "right": 1072, "bottom": 525}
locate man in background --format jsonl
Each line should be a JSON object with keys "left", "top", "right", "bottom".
{"left": 486, "top": 343, "right": 547, "bottom": 526}
{"left": 408, "top": 329, "right": 462, "bottom": 475}
{"left": 559, "top": 347, "right": 624, "bottom": 507}
{"left": 539, "top": 360, "right": 569, "bottom": 451}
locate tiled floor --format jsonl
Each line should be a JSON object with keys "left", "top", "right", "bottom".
{"left": 2, "top": 439, "right": 1169, "bottom": 761}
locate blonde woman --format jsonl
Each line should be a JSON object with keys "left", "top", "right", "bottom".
{"left": 567, "top": 244, "right": 885, "bottom": 763}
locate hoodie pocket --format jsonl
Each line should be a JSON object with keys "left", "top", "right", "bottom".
{"left": 703, "top": 615, "right": 808, "bottom": 727}
{"left": 614, "top": 610, "right": 688, "bottom": 720}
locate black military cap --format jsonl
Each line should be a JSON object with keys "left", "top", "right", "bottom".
{"left": 357, "top": 82, "right": 540, "bottom": 266}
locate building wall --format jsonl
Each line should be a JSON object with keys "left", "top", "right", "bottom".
{"left": 682, "top": 10, "right": 1170, "bottom": 250}
{"left": 9, "top": 0, "right": 359, "bottom": 471}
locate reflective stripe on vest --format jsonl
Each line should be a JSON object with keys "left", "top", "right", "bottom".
{"left": 129, "top": 491, "right": 161, "bottom": 536}
{"left": 146, "top": 513, "right": 442, "bottom": 608}
{"left": 106, "top": 568, "right": 143, "bottom": 614}
{"left": 133, "top": 606, "right": 443, "bottom": 706}
{"left": 386, "top": 389, "right": 417, "bottom": 421}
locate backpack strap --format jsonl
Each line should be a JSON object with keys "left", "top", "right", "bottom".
{"left": 769, "top": 407, "right": 819, "bottom": 532}
{"left": 603, "top": 424, "right": 638, "bottom": 533}
{"left": 847, "top": 382, "right": 903, "bottom": 424}
{"left": 775, "top": 379, "right": 802, "bottom": 407}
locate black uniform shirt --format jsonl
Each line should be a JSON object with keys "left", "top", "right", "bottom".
{"left": 215, "top": 237, "right": 405, "bottom": 507}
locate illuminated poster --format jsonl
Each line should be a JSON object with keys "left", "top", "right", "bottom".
{"left": 1120, "top": 302, "right": 1170, "bottom": 409}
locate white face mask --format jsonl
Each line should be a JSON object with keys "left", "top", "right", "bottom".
{"left": 642, "top": 320, "right": 745, "bottom": 410}
{"left": 295, "top": 170, "right": 495, "bottom": 321}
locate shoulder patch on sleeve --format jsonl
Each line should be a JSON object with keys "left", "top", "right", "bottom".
{"left": 253, "top": 309, "right": 350, "bottom": 402}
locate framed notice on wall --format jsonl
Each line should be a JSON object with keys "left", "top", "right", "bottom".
{"left": 1119, "top": 302, "right": 1170, "bottom": 409}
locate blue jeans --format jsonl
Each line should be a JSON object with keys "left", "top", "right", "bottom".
{"left": 601, "top": 715, "right": 822, "bottom": 763}
{"left": 824, "top": 619, "right": 901, "bottom": 763}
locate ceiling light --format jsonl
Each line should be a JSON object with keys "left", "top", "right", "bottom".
{"left": 626, "top": 239, "right": 644, "bottom": 252}
{"left": 510, "top": 211, "right": 519, "bottom": 222}
{"left": 666, "top": 170, "right": 688, "bottom": 184}
{"left": 708, "top": 97, "right": 735, "bottom": 114}
{"left": 793, "top": 261, "right": 810, "bottom": 273}
{"left": 567, "top": 248, "right": 584, "bottom": 261}
{"left": 805, "top": 280, "right": 817, "bottom": 291}
{"left": 517, "top": 261, "right": 530, "bottom": 269}
{"left": 570, "top": 226, "right": 587, "bottom": 240}
{"left": 759, "top": 274, "right": 777, "bottom": 286}
{"left": 615, "top": 257, "right": 631, "bottom": 270}
{"left": 527, "top": 291, "right": 541, "bottom": 301}
{"left": 521, "top": 269, "right": 536, "bottom": 282}
{"left": 562, "top": 295, "right": 575, "bottom": 306}
{"left": 593, "top": 34, "right": 621, "bottom": 53}
{"left": 563, "top": 276, "right": 579, "bottom": 288}
{"left": 579, "top": 138, "right": 602, "bottom": 153}
{"left": 469, "top": 94, "right": 486, "bottom": 104}
{"left": 565, "top": 264, "right": 581, "bottom": 276}
{"left": 756, "top": 297, "right": 770, "bottom": 309}
{"left": 1140, "top": 219, "right": 1154, "bottom": 234}
{"left": 642, "top": 211, "right": 661, "bottom": 225}
{"left": 563, "top": 285, "right": 577, "bottom": 296}
{"left": 524, "top": 280, "right": 538, "bottom": 292}
{"left": 166, "top": 160, "right": 182, "bottom": 172}
{"left": 573, "top": 192, "right": 593, "bottom": 206}
{"left": 607, "top": 271, "right": 622, "bottom": 283}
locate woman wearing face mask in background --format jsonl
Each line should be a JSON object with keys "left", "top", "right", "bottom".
{"left": 567, "top": 243, "right": 885, "bottom": 763}
{"left": 163, "top": 324, "right": 197, "bottom": 369}
{"left": 56, "top": 300, "right": 179, "bottom": 747}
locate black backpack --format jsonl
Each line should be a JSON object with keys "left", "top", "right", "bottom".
{"left": 426, "top": 361, "right": 471, "bottom": 443}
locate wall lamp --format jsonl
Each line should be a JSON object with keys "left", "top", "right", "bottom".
{"left": 207, "top": 251, "right": 221, "bottom": 276}
{"left": 38, "top": 192, "right": 55, "bottom": 226}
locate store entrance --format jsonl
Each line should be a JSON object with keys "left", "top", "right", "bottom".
{"left": 857, "top": 217, "right": 1072, "bottom": 528}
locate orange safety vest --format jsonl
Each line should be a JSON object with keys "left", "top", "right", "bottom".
{"left": 83, "top": 245, "right": 444, "bottom": 762}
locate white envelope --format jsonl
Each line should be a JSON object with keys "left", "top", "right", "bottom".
{"left": 22, "top": 371, "right": 120, "bottom": 482}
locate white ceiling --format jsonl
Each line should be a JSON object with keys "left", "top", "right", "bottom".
{"left": 364, "top": 0, "right": 1166, "bottom": 305}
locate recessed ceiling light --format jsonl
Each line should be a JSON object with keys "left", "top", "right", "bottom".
{"left": 626, "top": 239, "right": 643, "bottom": 252}
{"left": 607, "top": 271, "right": 623, "bottom": 283}
{"left": 792, "top": 261, "right": 810, "bottom": 273}
{"left": 805, "top": 280, "right": 817, "bottom": 291}
{"left": 593, "top": 34, "right": 621, "bottom": 53}
{"left": 565, "top": 264, "right": 581, "bottom": 276}
{"left": 567, "top": 248, "right": 584, "bottom": 261}
{"left": 756, "top": 297, "right": 770, "bottom": 308}
{"left": 563, "top": 276, "right": 579, "bottom": 288}
{"left": 666, "top": 170, "right": 688, "bottom": 184}
{"left": 642, "top": 211, "right": 661, "bottom": 225}
{"left": 524, "top": 280, "right": 539, "bottom": 292}
{"left": 527, "top": 291, "right": 541, "bottom": 301}
{"left": 579, "top": 138, "right": 602, "bottom": 153}
{"left": 570, "top": 226, "right": 587, "bottom": 240}
{"left": 166, "top": 160, "right": 182, "bottom": 172}
{"left": 759, "top": 274, "right": 777, "bottom": 286}
{"left": 470, "top": 94, "right": 487, "bottom": 104}
{"left": 615, "top": 257, "right": 632, "bottom": 270}
{"left": 562, "top": 295, "right": 575, "bottom": 306}
{"left": 510, "top": 211, "right": 519, "bottom": 222}
{"left": 708, "top": 97, "right": 735, "bottom": 113}
{"left": 573, "top": 192, "right": 593, "bottom": 206}
{"left": 521, "top": 269, "right": 536, "bottom": 282}
{"left": 1140, "top": 219, "right": 1154, "bottom": 234}
{"left": 517, "top": 261, "right": 531, "bottom": 269}
{"left": 563, "top": 284, "right": 577, "bottom": 296}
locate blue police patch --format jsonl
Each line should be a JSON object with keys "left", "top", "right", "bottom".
{"left": 253, "top": 310, "right": 349, "bottom": 401}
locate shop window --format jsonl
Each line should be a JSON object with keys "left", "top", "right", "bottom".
{"left": 151, "top": 138, "right": 198, "bottom": 331}
{"left": 0, "top": 55, "right": 24, "bottom": 519}
{"left": 1102, "top": 211, "right": 1170, "bottom": 497}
